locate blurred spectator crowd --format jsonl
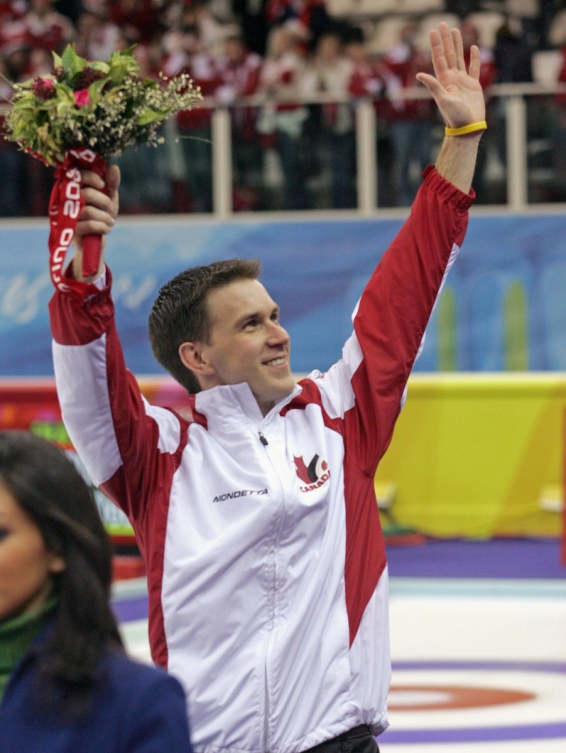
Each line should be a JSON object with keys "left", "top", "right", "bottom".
{"left": 2, "top": 0, "right": 566, "bottom": 214}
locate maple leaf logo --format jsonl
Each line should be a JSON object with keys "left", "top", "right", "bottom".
{"left": 293, "top": 454, "right": 328, "bottom": 485}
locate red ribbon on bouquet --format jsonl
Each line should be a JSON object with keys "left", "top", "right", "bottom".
{"left": 48, "top": 148, "right": 107, "bottom": 292}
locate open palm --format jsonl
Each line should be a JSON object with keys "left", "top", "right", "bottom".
{"left": 416, "top": 23, "right": 486, "bottom": 129}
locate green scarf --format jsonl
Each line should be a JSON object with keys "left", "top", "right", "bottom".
{"left": 0, "top": 597, "right": 57, "bottom": 705}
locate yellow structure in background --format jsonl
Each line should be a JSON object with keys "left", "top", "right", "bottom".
{"left": 375, "top": 374, "right": 566, "bottom": 538}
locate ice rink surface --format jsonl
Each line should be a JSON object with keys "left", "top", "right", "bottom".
{"left": 113, "top": 540, "right": 566, "bottom": 752}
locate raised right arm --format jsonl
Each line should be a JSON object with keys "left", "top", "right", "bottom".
{"left": 49, "top": 168, "right": 189, "bottom": 532}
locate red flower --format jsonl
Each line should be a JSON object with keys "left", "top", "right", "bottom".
{"left": 74, "top": 88, "right": 90, "bottom": 107}
{"left": 32, "top": 77, "right": 56, "bottom": 100}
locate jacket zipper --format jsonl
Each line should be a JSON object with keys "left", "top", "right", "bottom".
{"left": 257, "top": 424, "right": 286, "bottom": 753}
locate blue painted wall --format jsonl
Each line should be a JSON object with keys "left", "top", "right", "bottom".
{"left": 0, "top": 213, "right": 565, "bottom": 376}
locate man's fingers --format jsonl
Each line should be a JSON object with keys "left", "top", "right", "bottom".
{"left": 452, "top": 28, "right": 466, "bottom": 72}
{"left": 80, "top": 169, "right": 105, "bottom": 190}
{"left": 76, "top": 219, "right": 112, "bottom": 236}
{"left": 439, "top": 22, "right": 457, "bottom": 70}
{"left": 429, "top": 28, "right": 448, "bottom": 80}
{"left": 81, "top": 186, "right": 116, "bottom": 214}
{"left": 78, "top": 203, "right": 115, "bottom": 227}
{"left": 416, "top": 72, "right": 444, "bottom": 102}
{"left": 468, "top": 44, "right": 481, "bottom": 81}
{"left": 106, "top": 165, "right": 121, "bottom": 200}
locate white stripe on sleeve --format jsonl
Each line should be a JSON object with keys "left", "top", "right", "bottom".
{"left": 53, "top": 333, "right": 122, "bottom": 487}
{"left": 142, "top": 397, "right": 181, "bottom": 454}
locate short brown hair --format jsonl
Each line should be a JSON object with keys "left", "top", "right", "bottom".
{"left": 148, "top": 258, "right": 261, "bottom": 394}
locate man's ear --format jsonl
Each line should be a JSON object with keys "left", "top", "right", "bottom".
{"left": 179, "top": 342, "right": 216, "bottom": 378}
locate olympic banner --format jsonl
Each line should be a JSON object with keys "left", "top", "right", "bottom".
{"left": 3, "top": 212, "right": 566, "bottom": 376}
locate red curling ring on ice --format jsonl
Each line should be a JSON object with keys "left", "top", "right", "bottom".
{"left": 388, "top": 685, "right": 535, "bottom": 711}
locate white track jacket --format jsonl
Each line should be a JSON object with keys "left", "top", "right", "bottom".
{"left": 50, "top": 167, "right": 473, "bottom": 753}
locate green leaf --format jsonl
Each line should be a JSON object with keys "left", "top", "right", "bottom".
{"left": 52, "top": 51, "right": 63, "bottom": 69}
{"left": 88, "top": 77, "right": 109, "bottom": 100}
{"left": 137, "top": 108, "right": 167, "bottom": 126}
{"left": 56, "top": 84, "right": 76, "bottom": 105}
{"left": 90, "top": 61, "right": 109, "bottom": 74}
{"left": 107, "top": 63, "right": 131, "bottom": 84}
{"left": 61, "top": 45, "right": 76, "bottom": 70}
{"left": 107, "top": 49, "right": 139, "bottom": 79}
{"left": 61, "top": 44, "right": 88, "bottom": 75}
{"left": 108, "top": 47, "right": 137, "bottom": 65}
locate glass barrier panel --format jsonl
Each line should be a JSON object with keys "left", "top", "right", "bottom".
{"left": 0, "top": 116, "right": 214, "bottom": 218}
{"left": 0, "top": 144, "right": 54, "bottom": 218}
{"left": 375, "top": 94, "right": 439, "bottom": 208}
{"left": 376, "top": 95, "right": 507, "bottom": 207}
{"left": 173, "top": 110, "right": 213, "bottom": 214}
{"left": 526, "top": 93, "right": 566, "bottom": 203}
{"left": 112, "top": 128, "right": 174, "bottom": 215}
{"left": 113, "top": 115, "right": 213, "bottom": 215}
{"left": 474, "top": 96, "right": 507, "bottom": 205}
{"left": 231, "top": 102, "right": 358, "bottom": 212}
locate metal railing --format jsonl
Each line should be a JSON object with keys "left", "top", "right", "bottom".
{"left": 2, "top": 82, "right": 566, "bottom": 217}
{"left": 201, "top": 81, "right": 566, "bottom": 216}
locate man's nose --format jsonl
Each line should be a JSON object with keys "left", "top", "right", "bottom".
{"left": 267, "top": 321, "right": 290, "bottom": 346}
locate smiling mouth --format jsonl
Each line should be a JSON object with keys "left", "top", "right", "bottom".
{"left": 263, "top": 356, "right": 287, "bottom": 367}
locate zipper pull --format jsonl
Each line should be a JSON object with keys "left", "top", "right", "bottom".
{"left": 258, "top": 432, "right": 269, "bottom": 446}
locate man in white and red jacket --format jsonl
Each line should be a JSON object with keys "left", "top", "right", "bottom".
{"left": 49, "top": 24, "right": 485, "bottom": 753}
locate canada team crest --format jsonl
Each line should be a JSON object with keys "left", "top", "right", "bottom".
{"left": 293, "top": 454, "right": 331, "bottom": 493}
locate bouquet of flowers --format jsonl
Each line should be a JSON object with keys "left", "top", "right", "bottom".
{"left": 3, "top": 45, "right": 202, "bottom": 289}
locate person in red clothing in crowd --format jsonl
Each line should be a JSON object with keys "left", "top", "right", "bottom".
{"left": 461, "top": 19, "right": 496, "bottom": 88}
{"left": 107, "top": 0, "right": 163, "bottom": 45}
{"left": 75, "top": 7, "right": 122, "bottom": 62}
{"left": 460, "top": 19, "right": 496, "bottom": 202}
{"left": 174, "top": 0, "right": 231, "bottom": 60}
{"left": 346, "top": 37, "right": 396, "bottom": 206}
{"left": 25, "top": 45, "right": 51, "bottom": 75}
{"left": 0, "top": 0, "right": 25, "bottom": 24}
{"left": 382, "top": 22, "right": 435, "bottom": 206}
{"left": 164, "top": 26, "right": 223, "bottom": 213}
{"left": 216, "top": 35, "right": 262, "bottom": 105}
{"left": 0, "top": 2, "right": 28, "bottom": 66}
{"left": 347, "top": 39, "right": 383, "bottom": 101}
{"left": 216, "top": 34, "right": 263, "bottom": 210}
{"left": 265, "top": 0, "right": 336, "bottom": 51}
{"left": 257, "top": 23, "right": 309, "bottom": 209}
{"left": 302, "top": 32, "right": 356, "bottom": 208}
{"left": 24, "top": 0, "right": 74, "bottom": 53}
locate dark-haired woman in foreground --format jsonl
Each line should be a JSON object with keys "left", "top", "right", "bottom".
{"left": 0, "top": 430, "right": 193, "bottom": 753}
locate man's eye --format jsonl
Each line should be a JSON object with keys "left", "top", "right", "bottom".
{"left": 0, "top": 528, "right": 9, "bottom": 542}
{"left": 244, "top": 320, "right": 257, "bottom": 329}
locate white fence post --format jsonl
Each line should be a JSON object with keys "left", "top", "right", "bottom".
{"left": 355, "top": 100, "right": 377, "bottom": 214}
{"left": 506, "top": 95, "right": 528, "bottom": 210}
{"left": 212, "top": 107, "right": 233, "bottom": 218}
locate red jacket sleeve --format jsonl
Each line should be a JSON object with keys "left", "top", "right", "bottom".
{"left": 313, "top": 166, "right": 474, "bottom": 475}
{"left": 49, "top": 269, "right": 190, "bottom": 536}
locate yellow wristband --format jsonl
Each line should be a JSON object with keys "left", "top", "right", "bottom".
{"left": 445, "top": 120, "right": 487, "bottom": 137}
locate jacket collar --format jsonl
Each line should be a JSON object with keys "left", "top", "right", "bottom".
{"left": 195, "top": 381, "right": 302, "bottom": 432}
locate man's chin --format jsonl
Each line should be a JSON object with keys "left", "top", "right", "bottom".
{"left": 259, "top": 377, "right": 296, "bottom": 404}
{"left": 276, "top": 381, "right": 297, "bottom": 403}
